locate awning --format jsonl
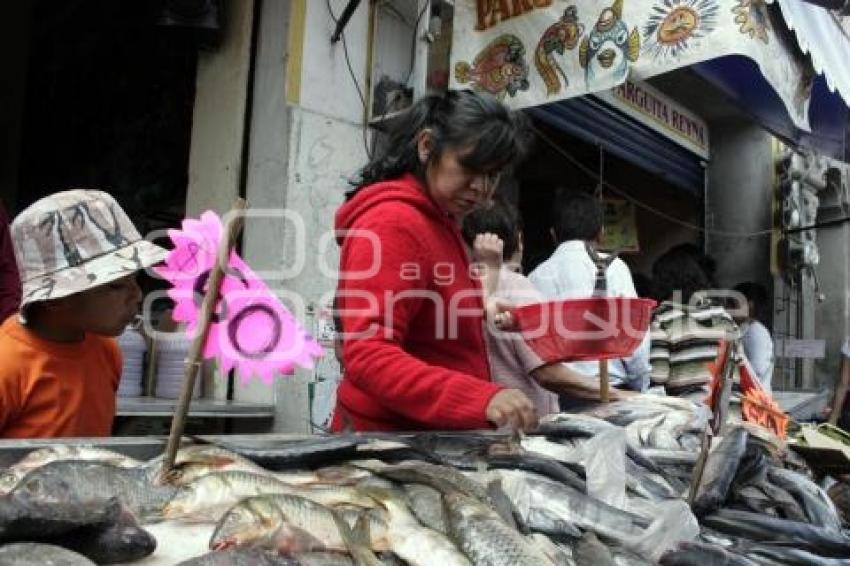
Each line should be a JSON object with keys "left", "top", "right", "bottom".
{"left": 774, "top": 1, "right": 850, "bottom": 106}
{"left": 695, "top": 56, "right": 850, "bottom": 161}
{"left": 527, "top": 95, "right": 706, "bottom": 193}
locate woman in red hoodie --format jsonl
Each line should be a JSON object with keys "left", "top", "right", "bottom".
{"left": 332, "top": 91, "right": 536, "bottom": 432}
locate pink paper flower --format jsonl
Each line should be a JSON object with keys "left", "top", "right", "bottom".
{"left": 155, "top": 211, "right": 324, "bottom": 383}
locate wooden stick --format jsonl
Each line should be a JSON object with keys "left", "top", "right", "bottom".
{"left": 600, "top": 359, "right": 610, "bottom": 403}
{"left": 829, "top": 356, "right": 850, "bottom": 427}
{"left": 160, "top": 199, "right": 247, "bottom": 480}
{"left": 689, "top": 423, "right": 712, "bottom": 505}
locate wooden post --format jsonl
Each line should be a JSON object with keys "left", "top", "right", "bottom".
{"left": 599, "top": 359, "right": 610, "bottom": 403}
{"left": 160, "top": 199, "right": 247, "bottom": 480}
{"left": 829, "top": 355, "right": 850, "bottom": 427}
{"left": 689, "top": 423, "right": 712, "bottom": 505}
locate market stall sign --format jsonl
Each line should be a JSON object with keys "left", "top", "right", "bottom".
{"left": 451, "top": 0, "right": 814, "bottom": 132}
{"left": 155, "top": 211, "right": 323, "bottom": 383}
{"left": 595, "top": 80, "right": 710, "bottom": 159}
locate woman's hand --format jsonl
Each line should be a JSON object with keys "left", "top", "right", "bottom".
{"left": 486, "top": 389, "right": 538, "bottom": 431}
{"left": 473, "top": 233, "right": 504, "bottom": 269}
{"left": 485, "top": 298, "right": 517, "bottom": 331}
{"left": 473, "top": 233, "right": 503, "bottom": 299}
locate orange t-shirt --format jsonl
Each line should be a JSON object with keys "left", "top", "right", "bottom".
{"left": 0, "top": 317, "right": 121, "bottom": 438}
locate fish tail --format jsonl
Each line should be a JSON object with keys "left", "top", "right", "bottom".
{"left": 534, "top": 46, "right": 560, "bottom": 96}
{"left": 332, "top": 510, "right": 382, "bottom": 566}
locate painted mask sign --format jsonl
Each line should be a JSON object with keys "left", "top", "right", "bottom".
{"left": 452, "top": 0, "right": 814, "bottom": 131}
{"left": 156, "top": 212, "right": 323, "bottom": 384}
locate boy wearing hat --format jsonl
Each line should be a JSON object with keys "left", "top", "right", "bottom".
{"left": 0, "top": 190, "right": 167, "bottom": 438}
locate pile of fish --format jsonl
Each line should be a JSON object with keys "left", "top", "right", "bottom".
{"left": 0, "top": 395, "right": 847, "bottom": 565}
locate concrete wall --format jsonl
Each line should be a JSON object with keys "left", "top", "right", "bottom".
{"left": 234, "top": 0, "right": 383, "bottom": 432}
{"left": 813, "top": 187, "right": 850, "bottom": 391}
{"left": 706, "top": 121, "right": 782, "bottom": 389}
{"left": 183, "top": 0, "right": 256, "bottom": 402}
{"left": 705, "top": 122, "right": 774, "bottom": 291}
{"left": 184, "top": 0, "right": 255, "bottom": 219}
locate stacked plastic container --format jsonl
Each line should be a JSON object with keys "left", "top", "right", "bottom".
{"left": 117, "top": 325, "right": 146, "bottom": 397}
{"left": 154, "top": 335, "right": 201, "bottom": 399}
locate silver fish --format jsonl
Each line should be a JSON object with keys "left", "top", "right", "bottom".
{"left": 11, "top": 460, "right": 177, "bottom": 522}
{"left": 767, "top": 467, "right": 843, "bottom": 533}
{"left": 692, "top": 428, "right": 748, "bottom": 517}
{"left": 164, "top": 471, "right": 376, "bottom": 522}
{"left": 144, "top": 445, "right": 270, "bottom": 486}
{"left": 364, "top": 487, "right": 471, "bottom": 566}
{"left": 10, "top": 446, "right": 141, "bottom": 474}
{"left": 0, "top": 446, "right": 142, "bottom": 495}
{"left": 638, "top": 449, "right": 698, "bottom": 466}
{"left": 402, "top": 483, "right": 447, "bottom": 535}
{"left": 702, "top": 508, "right": 850, "bottom": 558}
{"left": 210, "top": 494, "right": 343, "bottom": 552}
{"left": 498, "top": 470, "right": 646, "bottom": 542}
{"left": 176, "top": 548, "right": 299, "bottom": 565}
{"left": 444, "top": 491, "right": 554, "bottom": 566}
{"left": 354, "top": 461, "right": 490, "bottom": 506}
{"left": 0, "top": 543, "right": 97, "bottom": 565}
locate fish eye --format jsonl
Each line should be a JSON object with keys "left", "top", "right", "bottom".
{"left": 616, "top": 28, "right": 628, "bottom": 44}
{"left": 590, "top": 35, "right": 602, "bottom": 50}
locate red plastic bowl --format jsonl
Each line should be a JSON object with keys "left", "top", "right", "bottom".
{"left": 510, "top": 297, "right": 656, "bottom": 364}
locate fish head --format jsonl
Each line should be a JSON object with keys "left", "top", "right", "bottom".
{"left": 12, "top": 473, "right": 71, "bottom": 504}
{"left": 169, "top": 463, "right": 223, "bottom": 486}
{"left": 162, "top": 485, "right": 200, "bottom": 519}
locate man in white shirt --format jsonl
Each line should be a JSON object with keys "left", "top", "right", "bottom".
{"left": 733, "top": 282, "right": 774, "bottom": 393}
{"left": 529, "top": 191, "right": 651, "bottom": 393}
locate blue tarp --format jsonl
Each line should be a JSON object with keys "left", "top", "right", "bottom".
{"left": 527, "top": 96, "right": 706, "bottom": 194}
{"left": 695, "top": 56, "right": 849, "bottom": 162}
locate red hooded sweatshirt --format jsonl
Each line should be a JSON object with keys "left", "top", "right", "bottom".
{"left": 331, "top": 174, "right": 503, "bottom": 431}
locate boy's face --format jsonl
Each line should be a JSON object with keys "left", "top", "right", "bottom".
{"left": 62, "top": 274, "right": 143, "bottom": 336}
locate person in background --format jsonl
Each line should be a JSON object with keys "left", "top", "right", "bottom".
{"left": 650, "top": 246, "right": 712, "bottom": 306}
{"left": 733, "top": 281, "right": 774, "bottom": 393}
{"left": 333, "top": 90, "right": 538, "bottom": 433}
{"left": 648, "top": 246, "right": 734, "bottom": 401}
{"left": 0, "top": 204, "right": 21, "bottom": 321}
{"left": 462, "top": 201, "right": 633, "bottom": 416}
{"left": 529, "top": 191, "right": 651, "bottom": 394}
{"left": 667, "top": 242, "right": 718, "bottom": 288}
{"left": 0, "top": 190, "right": 167, "bottom": 438}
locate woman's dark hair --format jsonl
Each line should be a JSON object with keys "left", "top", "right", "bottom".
{"left": 734, "top": 281, "right": 769, "bottom": 321}
{"left": 461, "top": 198, "right": 520, "bottom": 261}
{"left": 632, "top": 272, "right": 653, "bottom": 298}
{"left": 552, "top": 190, "right": 603, "bottom": 243}
{"left": 667, "top": 242, "right": 717, "bottom": 287}
{"left": 651, "top": 246, "right": 711, "bottom": 304}
{"left": 349, "top": 90, "right": 528, "bottom": 198}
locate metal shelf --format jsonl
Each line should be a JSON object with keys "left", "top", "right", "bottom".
{"left": 116, "top": 397, "right": 275, "bottom": 419}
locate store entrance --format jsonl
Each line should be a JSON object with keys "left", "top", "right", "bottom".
{"left": 517, "top": 115, "right": 705, "bottom": 292}
{"left": 13, "top": 0, "right": 198, "bottom": 236}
